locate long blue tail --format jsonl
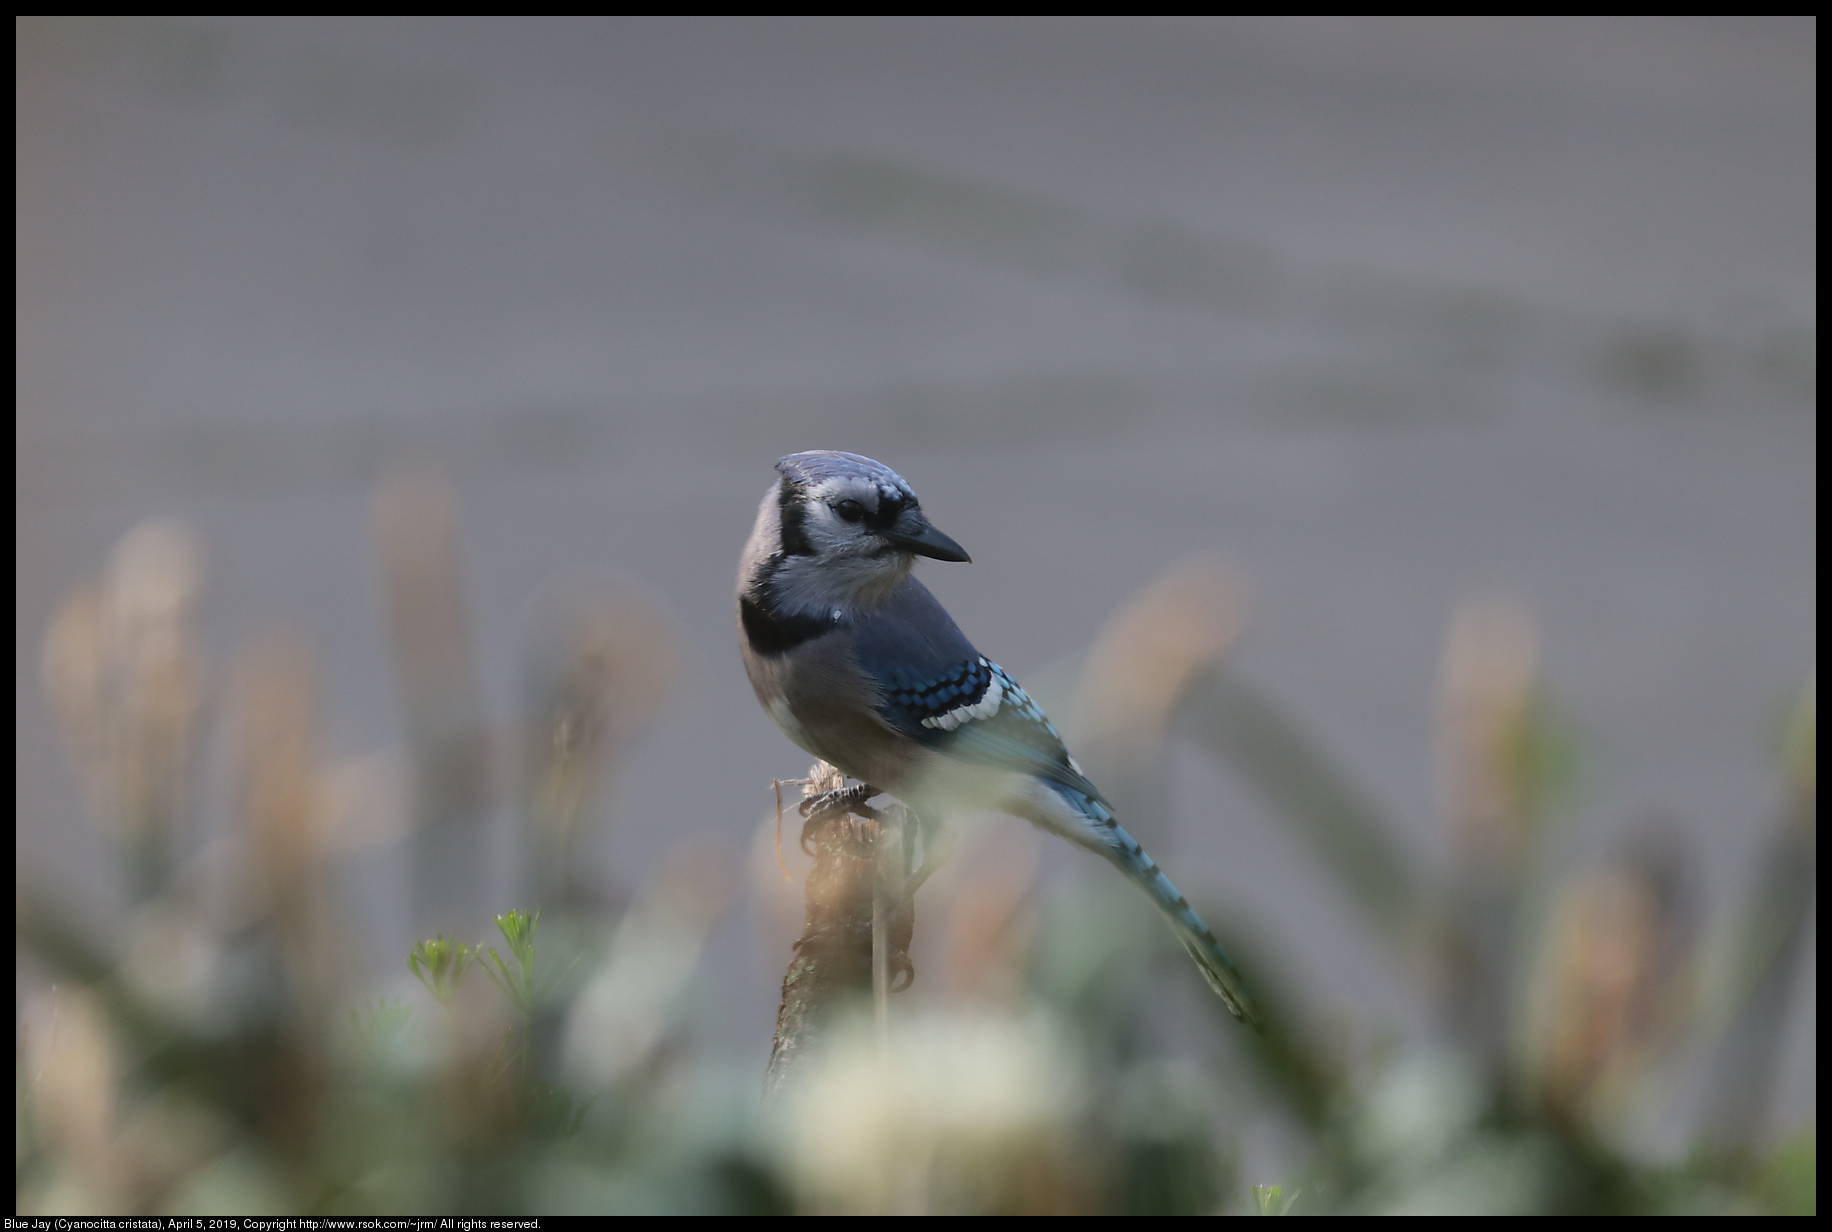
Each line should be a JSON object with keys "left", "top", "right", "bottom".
{"left": 1054, "top": 785, "right": 1259, "bottom": 1027}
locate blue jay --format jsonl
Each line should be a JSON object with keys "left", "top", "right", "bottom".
{"left": 738, "top": 450, "right": 1255, "bottom": 1024}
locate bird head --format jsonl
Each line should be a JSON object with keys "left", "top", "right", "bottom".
{"left": 741, "top": 451, "right": 970, "bottom": 615}
{"left": 774, "top": 451, "right": 970, "bottom": 566}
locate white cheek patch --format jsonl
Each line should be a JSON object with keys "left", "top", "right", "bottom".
{"left": 920, "top": 666, "right": 1004, "bottom": 731}
{"left": 801, "top": 484, "right": 876, "bottom": 549}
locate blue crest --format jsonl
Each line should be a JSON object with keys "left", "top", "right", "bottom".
{"left": 776, "top": 450, "right": 913, "bottom": 497}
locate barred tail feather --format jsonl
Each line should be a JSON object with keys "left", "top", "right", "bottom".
{"left": 1040, "top": 784, "right": 1259, "bottom": 1027}
{"left": 1113, "top": 829, "right": 1260, "bottom": 1028}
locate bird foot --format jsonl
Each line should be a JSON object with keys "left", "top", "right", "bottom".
{"left": 798, "top": 783, "right": 883, "bottom": 854}
{"left": 797, "top": 782, "right": 878, "bottom": 821}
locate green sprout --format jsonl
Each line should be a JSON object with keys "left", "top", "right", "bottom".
{"left": 1250, "top": 1184, "right": 1299, "bottom": 1216}
{"left": 408, "top": 935, "right": 479, "bottom": 1007}
{"left": 349, "top": 997, "right": 414, "bottom": 1050}
{"left": 482, "top": 909, "right": 541, "bottom": 1016}
{"left": 526, "top": 1082, "right": 594, "bottom": 1142}
{"left": 483, "top": 909, "right": 542, "bottom": 1082}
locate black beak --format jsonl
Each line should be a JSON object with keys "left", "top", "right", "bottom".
{"left": 885, "top": 522, "right": 972, "bottom": 563}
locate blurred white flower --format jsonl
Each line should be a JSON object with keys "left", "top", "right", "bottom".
{"left": 784, "top": 1009, "right": 1088, "bottom": 1214}
{"left": 121, "top": 899, "right": 224, "bottom": 1031}
{"left": 1352, "top": 1051, "right": 1483, "bottom": 1172}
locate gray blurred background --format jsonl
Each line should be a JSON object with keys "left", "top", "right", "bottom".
{"left": 16, "top": 16, "right": 1814, "bottom": 1152}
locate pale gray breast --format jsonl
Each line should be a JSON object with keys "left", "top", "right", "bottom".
{"left": 741, "top": 627, "right": 923, "bottom": 791}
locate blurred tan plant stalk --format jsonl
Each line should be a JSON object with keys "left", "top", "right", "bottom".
{"left": 235, "top": 635, "right": 342, "bottom": 1019}
{"left": 1527, "top": 856, "right": 1686, "bottom": 1131}
{"left": 519, "top": 584, "right": 676, "bottom": 913}
{"left": 1436, "top": 595, "right": 1550, "bottom": 1071}
{"left": 374, "top": 468, "right": 491, "bottom": 935}
{"left": 41, "top": 520, "right": 206, "bottom": 901}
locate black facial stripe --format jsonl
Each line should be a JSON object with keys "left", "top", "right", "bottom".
{"left": 739, "top": 594, "right": 832, "bottom": 656}
{"left": 778, "top": 481, "right": 814, "bottom": 557}
{"left": 863, "top": 494, "right": 912, "bottom": 533}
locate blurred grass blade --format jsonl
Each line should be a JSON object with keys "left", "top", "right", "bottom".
{"left": 1178, "top": 662, "right": 1428, "bottom": 952}
{"left": 1069, "top": 555, "right": 1244, "bottom": 855}
{"left": 1699, "top": 677, "right": 1816, "bottom": 1158}
{"left": 1698, "top": 812, "right": 1814, "bottom": 1156}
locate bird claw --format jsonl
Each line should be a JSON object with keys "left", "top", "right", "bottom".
{"left": 797, "top": 783, "right": 882, "bottom": 854}
{"left": 797, "top": 782, "right": 878, "bottom": 821}
{"left": 790, "top": 787, "right": 938, "bottom": 902}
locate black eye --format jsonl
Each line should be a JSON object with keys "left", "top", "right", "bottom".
{"left": 833, "top": 498, "right": 867, "bottom": 523}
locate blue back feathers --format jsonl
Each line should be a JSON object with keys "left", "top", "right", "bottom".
{"left": 851, "top": 578, "right": 1104, "bottom": 801}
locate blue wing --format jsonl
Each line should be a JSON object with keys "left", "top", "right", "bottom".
{"left": 852, "top": 581, "right": 1254, "bottom": 1024}
{"left": 851, "top": 579, "right": 1104, "bottom": 800}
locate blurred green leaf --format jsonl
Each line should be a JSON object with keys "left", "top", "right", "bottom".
{"left": 1758, "top": 1124, "right": 1816, "bottom": 1216}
